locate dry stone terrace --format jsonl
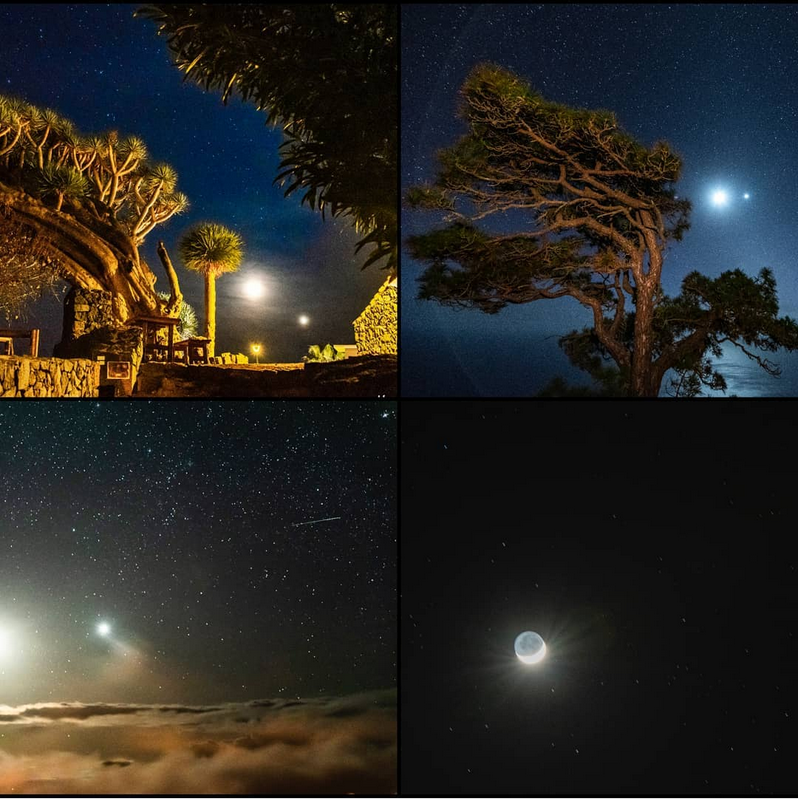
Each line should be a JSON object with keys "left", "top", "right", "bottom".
{"left": 0, "top": 355, "right": 99, "bottom": 398}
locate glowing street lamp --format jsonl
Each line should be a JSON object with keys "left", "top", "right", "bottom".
{"left": 251, "top": 343, "right": 262, "bottom": 364}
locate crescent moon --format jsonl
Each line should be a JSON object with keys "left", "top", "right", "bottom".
{"left": 517, "top": 641, "right": 546, "bottom": 664}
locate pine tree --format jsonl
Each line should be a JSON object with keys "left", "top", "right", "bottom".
{"left": 407, "top": 64, "right": 798, "bottom": 396}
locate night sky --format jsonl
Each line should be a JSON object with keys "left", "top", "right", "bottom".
{"left": 0, "top": 401, "right": 396, "bottom": 793}
{"left": 402, "top": 401, "right": 797, "bottom": 796}
{"left": 1, "top": 401, "right": 395, "bottom": 704}
{"left": 402, "top": 4, "right": 798, "bottom": 396}
{"left": 1, "top": 3, "right": 384, "bottom": 361}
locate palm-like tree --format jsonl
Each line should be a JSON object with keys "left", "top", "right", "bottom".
{"left": 138, "top": 4, "right": 397, "bottom": 274}
{"left": 178, "top": 222, "right": 243, "bottom": 358}
{"left": 157, "top": 291, "right": 197, "bottom": 339}
{"left": 37, "top": 163, "right": 89, "bottom": 211}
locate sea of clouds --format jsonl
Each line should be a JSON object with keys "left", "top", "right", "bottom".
{"left": 0, "top": 689, "right": 396, "bottom": 794}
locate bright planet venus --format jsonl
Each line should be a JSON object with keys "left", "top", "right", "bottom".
{"left": 514, "top": 631, "right": 546, "bottom": 664}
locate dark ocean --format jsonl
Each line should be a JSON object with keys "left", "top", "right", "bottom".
{"left": 402, "top": 331, "right": 798, "bottom": 398}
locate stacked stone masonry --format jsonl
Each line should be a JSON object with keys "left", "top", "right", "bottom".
{"left": 353, "top": 278, "right": 398, "bottom": 356}
{"left": 0, "top": 356, "right": 100, "bottom": 397}
{"left": 63, "top": 287, "right": 116, "bottom": 341}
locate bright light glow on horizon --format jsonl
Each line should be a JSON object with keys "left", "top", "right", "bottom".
{"left": 0, "top": 628, "right": 12, "bottom": 660}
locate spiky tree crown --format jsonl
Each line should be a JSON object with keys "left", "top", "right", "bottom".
{"left": 178, "top": 222, "right": 243, "bottom": 277}
{"left": 0, "top": 93, "right": 188, "bottom": 243}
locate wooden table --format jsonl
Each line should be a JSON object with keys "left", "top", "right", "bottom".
{"left": 172, "top": 337, "right": 212, "bottom": 364}
{"left": 0, "top": 328, "right": 40, "bottom": 357}
{"left": 127, "top": 315, "right": 181, "bottom": 362}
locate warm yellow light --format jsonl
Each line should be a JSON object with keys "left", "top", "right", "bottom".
{"left": 299, "top": 315, "right": 310, "bottom": 326}
{"left": 251, "top": 344, "right": 262, "bottom": 354}
{"left": 243, "top": 279, "right": 265, "bottom": 300}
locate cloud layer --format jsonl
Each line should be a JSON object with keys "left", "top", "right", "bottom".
{"left": 0, "top": 691, "right": 396, "bottom": 794}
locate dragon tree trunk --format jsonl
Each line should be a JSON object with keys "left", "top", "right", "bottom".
{"left": 0, "top": 180, "right": 161, "bottom": 323}
{"left": 204, "top": 272, "right": 216, "bottom": 358}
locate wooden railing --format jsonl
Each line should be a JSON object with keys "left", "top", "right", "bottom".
{"left": 0, "top": 328, "right": 40, "bottom": 358}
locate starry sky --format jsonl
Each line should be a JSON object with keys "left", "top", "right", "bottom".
{"left": 1, "top": 3, "right": 385, "bottom": 361}
{"left": 0, "top": 400, "right": 396, "bottom": 707}
{"left": 402, "top": 401, "right": 797, "bottom": 795}
{"left": 402, "top": 4, "right": 798, "bottom": 396}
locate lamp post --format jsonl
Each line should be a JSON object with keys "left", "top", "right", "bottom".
{"left": 251, "top": 343, "right": 262, "bottom": 365}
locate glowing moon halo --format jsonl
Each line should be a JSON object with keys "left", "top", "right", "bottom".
{"left": 711, "top": 190, "right": 729, "bottom": 207}
{"left": 514, "top": 630, "right": 546, "bottom": 665}
{"left": 243, "top": 279, "right": 265, "bottom": 300}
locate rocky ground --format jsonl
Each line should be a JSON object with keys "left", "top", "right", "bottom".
{"left": 133, "top": 355, "right": 397, "bottom": 398}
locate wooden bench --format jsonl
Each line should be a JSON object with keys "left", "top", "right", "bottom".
{"left": 0, "top": 328, "right": 40, "bottom": 357}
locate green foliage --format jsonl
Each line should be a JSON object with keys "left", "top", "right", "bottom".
{"left": 138, "top": 3, "right": 397, "bottom": 273}
{"left": 555, "top": 327, "right": 630, "bottom": 396}
{"left": 178, "top": 222, "right": 243, "bottom": 277}
{"left": 406, "top": 62, "right": 798, "bottom": 395}
{"left": 0, "top": 92, "right": 187, "bottom": 243}
{"left": 36, "top": 163, "right": 89, "bottom": 207}
{"left": 157, "top": 291, "right": 198, "bottom": 338}
{"left": 546, "top": 268, "right": 798, "bottom": 397}
{"left": 305, "top": 343, "right": 346, "bottom": 362}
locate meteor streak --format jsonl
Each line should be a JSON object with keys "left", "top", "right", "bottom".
{"left": 292, "top": 516, "right": 342, "bottom": 528}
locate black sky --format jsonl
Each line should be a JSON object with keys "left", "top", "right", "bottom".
{"left": 401, "top": 401, "right": 797, "bottom": 795}
{"left": 402, "top": 4, "right": 798, "bottom": 396}
{"left": 0, "top": 3, "right": 384, "bottom": 361}
{"left": 0, "top": 401, "right": 396, "bottom": 706}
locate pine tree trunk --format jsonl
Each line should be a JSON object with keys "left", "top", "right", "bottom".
{"left": 630, "top": 281, "right": 658, "bottom": 397}
{"left": 204, "top": 273, "right": 216, "bottom": 359}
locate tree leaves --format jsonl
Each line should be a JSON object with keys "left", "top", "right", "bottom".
{"left": 138, "top": 4, "right": 397, "bottom": 273}
{"left": 178, "top": 222, "right": 243, "bottom": 278}
{"left": 407, "top": 63, "right": 798, "bottom": 395}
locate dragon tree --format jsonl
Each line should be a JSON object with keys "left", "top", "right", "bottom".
{"left": 406, "top": 64, "right": 798, "bottom": 397}
{"left": 0, "top": 94, "right": 188, "bottom": 324}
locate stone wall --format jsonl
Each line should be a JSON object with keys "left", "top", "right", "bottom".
{"left": 0, "top": 356, "right": 100, "bottom": 397}
{"left": 55, "top": 287, "right": 143, "bottom": 396}
{"left": 353, "top": 278, "right": 397, "bottom": 356}
{"left": 62, "top": 287, "right": 116, "bottom": 341}
{"left": 217, "top": 352, "right": 249, "bottom": 365}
